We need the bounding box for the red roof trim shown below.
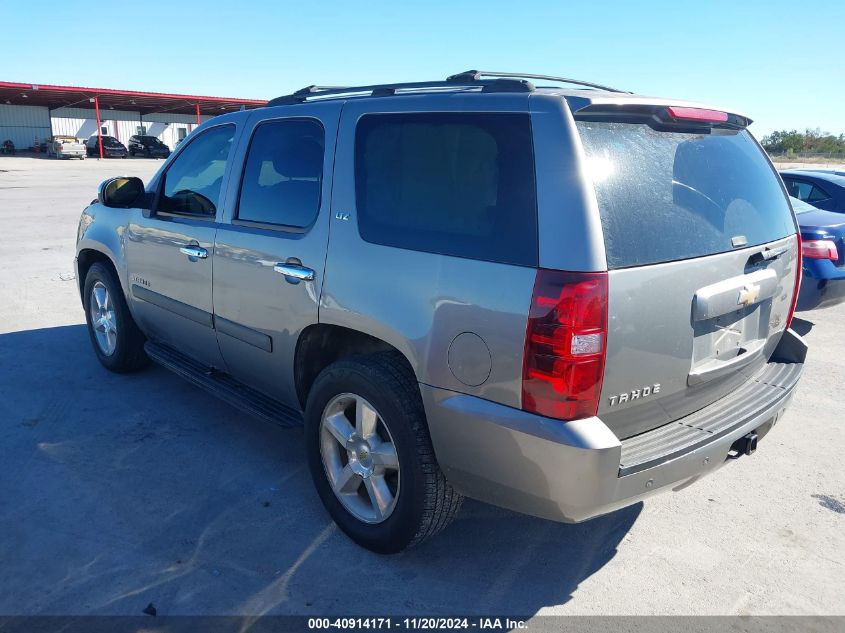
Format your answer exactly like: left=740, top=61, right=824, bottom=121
left=0, top=81, right=267, bottom=105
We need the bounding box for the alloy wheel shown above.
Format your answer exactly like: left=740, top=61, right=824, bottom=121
left=89, top=281, right=117, bottom=355
left=320, top=393, right=400, bottom=524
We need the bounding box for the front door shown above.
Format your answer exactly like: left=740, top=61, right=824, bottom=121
left=125, top=123, right=238, bottom=369
left=212, top=103, right=341, bottom=407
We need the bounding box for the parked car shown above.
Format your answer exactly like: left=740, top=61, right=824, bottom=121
left=780, top=169, right=845, bottom=213
left=86, top=136, right=128, bottom=158
left=128, top=135, right=170, bottom=158
left=791, top=195, right=845, bottom=310
left=75, top=71, right=806, bottom=553
left=47, top=135, right=85, bottom=159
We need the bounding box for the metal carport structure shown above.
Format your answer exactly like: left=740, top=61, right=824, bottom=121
left=0, top=81, right=266, bottom=158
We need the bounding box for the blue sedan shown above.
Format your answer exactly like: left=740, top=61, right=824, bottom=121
left=792, top=196, right=845, bottom=311
left=781, top=170, right=845, bottom=213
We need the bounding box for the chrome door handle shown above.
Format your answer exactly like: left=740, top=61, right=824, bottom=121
left=180, top=246, right=208, bottom=259
left=274, top=263, right=315, bottom=282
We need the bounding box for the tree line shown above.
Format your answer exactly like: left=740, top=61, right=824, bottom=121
left=761, top=128, right=845, bottom=155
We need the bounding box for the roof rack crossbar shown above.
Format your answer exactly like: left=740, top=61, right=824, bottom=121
left=291, top=85, right=349, bottom=96
left=447, top=70, right=630, bottom=94
left=267, top=78, right=534, bottom=106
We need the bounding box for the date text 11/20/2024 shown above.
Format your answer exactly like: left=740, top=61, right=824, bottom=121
left=307, top=618, right=528, bottom=630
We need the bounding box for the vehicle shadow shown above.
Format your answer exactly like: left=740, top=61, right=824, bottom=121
left=0, top=325, right=640, bottom=617
left=790, top=316, right=814, bottom=337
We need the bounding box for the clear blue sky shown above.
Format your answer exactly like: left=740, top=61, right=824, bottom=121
left=2, top=0, right=843, bottom=138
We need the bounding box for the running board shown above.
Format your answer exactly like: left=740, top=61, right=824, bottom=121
left=144, top=342, right=303, bottom=429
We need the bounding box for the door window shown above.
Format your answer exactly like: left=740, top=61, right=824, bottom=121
left=236, top=119, right=325, bottom=228
left=158, top=125, right=235, bottom=217
left=784, top=178, right=831, bottom=203
left=808, top=184, right=831, bottom=202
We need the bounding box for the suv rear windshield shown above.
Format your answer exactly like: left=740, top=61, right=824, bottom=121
left=575, top=122, right=795, bottom=269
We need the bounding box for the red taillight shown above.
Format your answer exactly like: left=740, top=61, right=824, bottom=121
left=802, top=239, right=839, bottom=261
left=786, top=233, right=803, bottom=330
left=666, top=106, right=729, bottom=123
left=522, top=270, right=608, bottom=421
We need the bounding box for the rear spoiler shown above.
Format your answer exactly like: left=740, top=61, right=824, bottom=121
left=572, top=103, right=751, bottom=132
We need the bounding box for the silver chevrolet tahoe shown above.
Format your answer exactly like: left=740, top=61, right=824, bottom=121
left=75, top=71, right=806, bottom=553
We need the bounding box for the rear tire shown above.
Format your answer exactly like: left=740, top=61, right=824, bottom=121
left=83, top=262, right=148, bottom=373
left=305, top=352, right=462, bottom=553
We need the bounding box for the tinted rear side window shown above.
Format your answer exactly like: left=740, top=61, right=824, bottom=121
left=355, top=112, right=537, bottom=266
left=575, top=122, right=795, bottom=268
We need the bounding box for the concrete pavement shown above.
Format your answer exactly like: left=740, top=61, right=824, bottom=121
left=0, top=155, right=843, bottom=617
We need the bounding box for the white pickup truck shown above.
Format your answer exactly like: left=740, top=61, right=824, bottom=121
left=47, top=135, right=85, bottom=159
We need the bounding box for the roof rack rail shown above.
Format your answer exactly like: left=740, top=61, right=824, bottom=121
left=266, top=77, right=534, bottom=106
left=447, top=70, right=630, bottom=94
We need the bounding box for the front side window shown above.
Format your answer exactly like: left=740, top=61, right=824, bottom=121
left=355, top=112, right=538, bottom=266
left=237, top=119, right=324, bottom=228
left=159, top=125, right=235, bottom=217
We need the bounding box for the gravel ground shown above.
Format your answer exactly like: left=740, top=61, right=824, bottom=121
left=0, top=155, right=843, bottom=618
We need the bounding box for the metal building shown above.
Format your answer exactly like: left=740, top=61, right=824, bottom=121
left=0, top=81, right=266, bottom=155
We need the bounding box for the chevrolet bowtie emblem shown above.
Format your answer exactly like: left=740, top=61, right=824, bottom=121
left=738, top=283, right=761, bottom=307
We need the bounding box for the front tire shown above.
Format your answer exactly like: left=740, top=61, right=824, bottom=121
left=83, top=262, right=148, bottom=373
left=305, top=353, right=462, bottom=553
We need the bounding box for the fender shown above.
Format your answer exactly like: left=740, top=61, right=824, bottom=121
left=75, top=203, right=132, bottom=299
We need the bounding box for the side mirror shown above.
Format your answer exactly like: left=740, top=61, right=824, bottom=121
left=98, top=176, right=145, bottom=208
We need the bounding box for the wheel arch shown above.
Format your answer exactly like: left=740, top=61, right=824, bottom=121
left=76, top=246, right=123, bottom=300
left=294, top=324, right=417, bottom=409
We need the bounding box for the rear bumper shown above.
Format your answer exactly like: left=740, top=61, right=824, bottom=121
left=424, top=329, right=806, bottom=523
left=797, top=259, right=845, bottom=311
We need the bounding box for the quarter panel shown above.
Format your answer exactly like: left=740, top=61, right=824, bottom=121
left=321, top=245, right=536, bottom=408
left=322, top=94, right=538, bottom=408
left=530, top=94, right=606, bottom=272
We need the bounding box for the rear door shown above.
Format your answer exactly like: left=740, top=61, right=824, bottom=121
left=572, top=109, right=799, bottom=439
left=211, top=102, right=341, bottom=407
